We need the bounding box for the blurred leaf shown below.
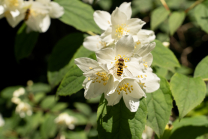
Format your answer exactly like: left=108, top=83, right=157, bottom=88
left=151, top=7, right=170, bottom=30
left=156, top=33, right=169, bottom=42
left=64, top=131, right=87, bottom=139
left=51, top=103, right=68, bottom=112
left=47, top=33, right=84, bottom=87
left=15, top=23, right=39, bottom=61
left=97, top=0, right=112, bottom=11
left=132, top=0, right=153, bottom=16
left=88, top=128, right=98, bottom=137
left=40, top=114, right=57, bottom=139
left=97, top=95, right=147, bottom=139
left=170, top=73, right=206, bottom=119
left=176, top=65, right=193, bottom=75
left=30, top=83, right=51, bottom=93
left=194, top=3, right=208, bottom=34
left=1, top=86, right=22, bottom=99
left=34, top=93, right=45, bottom=103
left=65, top=110, right=88, bottom=125
left=40, top=96, right=56, bottom=109
left=74, top=102, right=92, bottom=116
left=169, top=116, right=208, bottom=139
left=89, top=113, right=97, bottom=126
left=169, top=11, right=185, bottom=35
left=152, top=40, right=180, bottom=71
left=194, top=56, right=208, bottom=79
left=146, top=76, right=172, bottom=137
left=57, top=65, right=85, bottom=96
left=55, top=0, right=101, bottom=33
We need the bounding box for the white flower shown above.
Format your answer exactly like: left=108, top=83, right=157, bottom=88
left=162, top=42, right=170, bottom=47
left=36, top=0, right=64, bottom=18
left=15, top=101, right=33, bottom=118
left=96, top=35, right=144, bottom=78
left=24, top=0, right=64, bottom=33
left=0, top=114, right=5, bottom=127
left=106, top=77, right=145, bottom=112
left=13, top=87, right=25, bottom=97
left=83, top=35, right=114, bottom=52
left=75, top=57, right=114, bottom=99
left=142, top=125, right=153, bottom=139
left=55, top=113, right=76, bottom=130
left=94, top=2, right=145, bottom=44
left=11, top=97, right=21, bottom=104
left=0, top=0, right=25, bottom=27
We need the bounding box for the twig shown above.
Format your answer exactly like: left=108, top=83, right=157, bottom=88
left=185, top=0, right=204, bottom=14
left=203, top=78, right=208, bottom=82
left=87, top=31, right=96, bottom=36
left=160, top=0, right=170, bottom=11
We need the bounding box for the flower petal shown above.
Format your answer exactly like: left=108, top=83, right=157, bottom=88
left=74, top=57, right=100, bottom=73
left=6, top=11, right=24, bottom=28
left=0, top=5, right=5, bottom=15
left=138, top=29, right=155, bottom=42
left=111, top=7, right=127, bottom=25
left=49, top=2, right=64, bottom=18
left=126, top=18, right=145, bottom=35
left=137, top=42, right=155, bottom=57
left=83, top=35, right=102, bottom=52
left=142, top=53, right=153, bottom=66
left=96, top=48, right=115, bottom=65
left=123, top=95, right=140, bottom=112
left=143, top=73, right=160, bottom=93
left=93, top=10, right=111, bottom=30
left=100, top=27, right=114, bottom=45
left=118, top=2, right=132, bottom=19
left=39, top=15, right=50, bottom=32
left=125, top=57, right=143, bottom=77
left=116, top=35, right=134, bottom=56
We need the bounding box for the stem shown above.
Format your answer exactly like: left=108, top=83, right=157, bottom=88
left=185, top=0, right=204, bottom=14
left=87, top=31, right=96, bottom=36
left=160, top=0, right=170, bottom=11
left=203, top=78, right=208, bottom=82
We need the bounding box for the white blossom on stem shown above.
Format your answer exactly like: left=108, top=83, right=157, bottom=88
left=55, top=113, right=76, bottom=130
left=0, top=114, right=5, bottom=127
left=75, top=57, right=114, bottom=99
left=15, top=101, right=33, bottom=118
left=94, top=2, right=145, bottom=44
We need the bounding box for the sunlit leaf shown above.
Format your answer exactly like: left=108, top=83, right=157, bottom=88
left=170, top=73, right=206, bottom=119
left=55, top=0, right=101, bottom=33
left=146, top=76, right=172, bottom=137
left=151, top=7, right=170, bottom=30
left=194, top=56, right=208, bottom=79
left=152, top=40, right=180, bottom=71
left=97, top=95, right=147, bottom=139
left=169, top=11, right=185, bottom=35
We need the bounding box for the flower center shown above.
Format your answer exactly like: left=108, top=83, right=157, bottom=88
left=116, top=83, right=133, bottom=95
left=115, top=24, right=130, bottom=38
left=89, top=72, right=109, bottom=86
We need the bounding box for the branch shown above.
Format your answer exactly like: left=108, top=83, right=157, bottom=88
left=160, top=0, right=170, bottom=11
left=203, top=78, right=208, bottom=82
left=185, top=0, right=204, bottom=14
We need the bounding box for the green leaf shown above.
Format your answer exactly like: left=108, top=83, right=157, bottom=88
left=97, top=95, right=147, bottom=139
left=40, top=96, right=56, bottom=109
left=176, top=65, right=193, bottom=75
left=169, top=116, right=208, bottom=139
left=169, top=11, right=185, bottom=35
left=65, top=110, right=88, bottom=125
left=64, top=131, right=87, bottom=139
left=55, top=0, right=101, bottom=33
left=40, top=114, right=57, bottom=139
left=146, top=76, right=172, bottom=137
left=74, top=102, right=92, bottom=116
left=57, top=65, right=85, bottom=96
left=30, top=83, right=51, bottom=93
left=170, top=73, right=206, bottom=119
left=151, top=7, right=170, bottom=30
left=15, top=23, right=39, bottom=61
left=51, top=103, right=68, bottom=112
left=34, top=93, right=45, bottom=103
left=47, top=33, right=84, bottom=87
left=1, top=86, right=22, bottom=99
left=152, top=40, right=180, bottom=71
left=194, top=56, right=208, bottom=79
left=154, top=66, right=168, bottom=78
left=194, top=3, right=208, bottom=34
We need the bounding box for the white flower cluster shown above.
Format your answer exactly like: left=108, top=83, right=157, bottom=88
left=76, top=2, right=160, bottom=112
left=54, top=113, right=76, bottom=130
left=0, top=0, right=64, bottom=32
left=11, top=87, right=33, bottom=118
left=0, top=114, right=5, bottom=127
